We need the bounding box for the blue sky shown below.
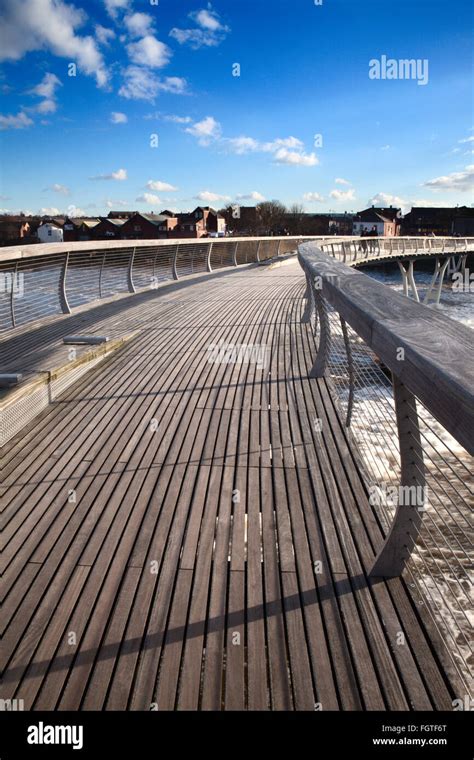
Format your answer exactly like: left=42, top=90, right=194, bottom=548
left=0, top=0, right=473, bottom=216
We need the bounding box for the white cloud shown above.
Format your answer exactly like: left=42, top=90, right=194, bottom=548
left=126, top=35, right=171, bottom=68
left=159, top=77, right=187, bottom=94
left=273, top=148, right=318, bottom=166
left=39, top=206, right=61, bottom=215
left=181, top=116, right=317, bottom=168
left=119, top=67, right=186, bottom=101
left=381, top=144, right=391, bottom=151
left=90, top=168, right=127, bottom=181
left=29, top=72, right=61, bottom=99
left=36, top=99, right=57, bottom=114
left=110, top=111, right=128, bottom=124
left=224, top=136, right=260, bottom=154
left=146, top=180, right=178, bottom=192
left=334, top=177, right=351, bottom=186
left=329, top=189, right=356, bottom=201
left=303, top=192, right=325, bottom=202
left=164, top=113, right=192, bottom=123
left=144, top=111, right=192, bottom=122
left=186, top=115, right=222, bottom=145
left=50, top=183, right=70, bottom=195
left=368, top=192, right=406, bottom=209
left=195, top=9, right=222, bottom=31
left=223, top=134, right=316, bottom=167
left=136, top=193, right=161, bottom=205
left=124, top=13, right=154, bottom=38
left=1, top=207, right=34, bottom=215
left=459, top=135, right=474, bottom=144
left=28, top=72, right=62, bottom=114
left=0, top=0, right=108, bottom=88
left=236, top=191, right=266, bottom=201
left=104, top=0, right=128, bottom=19
left=0, top=111, right=33, bottom=130
left=262, top=136, right=304, bottom=152
left=65, top=204, right=88, bottom=217
left=170, top=7, right=230, bottom=49
left=95, top=25, right=115, bottom=46
left=105, top=198, right=130, bottom=209
left=423, top=164, right=474, bottom=192
left=195, top=190, right=231, bottom=202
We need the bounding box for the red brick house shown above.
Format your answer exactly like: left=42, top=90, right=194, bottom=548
left=92, top=217, right=126, bottom=240
left=0, top=216, right=32, bottom=245
left=171, top=207, right=226, bottom=238
left=63, top=217, right=100, bottom=242
left=120, top=213, right=178, bottom=240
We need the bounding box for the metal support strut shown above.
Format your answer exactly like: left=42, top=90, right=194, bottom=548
left=369, top=376, right=426, bottom=577
left=309, top=288, right=330, bottom=378
left=423, top=256, right=449, bottom=306
left=340, top=316, right=355, bottom=427
left=59, top=251, right=72, bottom=314
left=398, top=259, right=419, bottom=302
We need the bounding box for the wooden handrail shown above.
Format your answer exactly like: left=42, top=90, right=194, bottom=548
left=298, top=242, right=474, bottom=455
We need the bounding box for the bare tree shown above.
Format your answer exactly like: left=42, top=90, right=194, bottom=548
left=256, top=200, right=287, bottom=235
left=287, top=203, right=305, bottom=234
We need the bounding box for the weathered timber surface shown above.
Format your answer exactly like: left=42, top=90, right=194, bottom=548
left=0, top=261, right=462, bottom=710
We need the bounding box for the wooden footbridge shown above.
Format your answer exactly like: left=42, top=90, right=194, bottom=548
left=1, top=236, right=472, bottom=711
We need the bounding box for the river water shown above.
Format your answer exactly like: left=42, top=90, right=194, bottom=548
left=363, top=262, right=474, bottom=327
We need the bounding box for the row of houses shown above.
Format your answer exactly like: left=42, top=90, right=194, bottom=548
left=0, top=207, right=226, bottom=246
left=45, top=207, right=226, bottom=243
left=222, top=205, right=474, bottom=238
left=1, top=205, right=473, bottom=246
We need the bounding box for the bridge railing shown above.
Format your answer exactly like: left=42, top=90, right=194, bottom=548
left=0, top=236, right=322, bottom=332
left=298, top=241, right=473, bottom=688
left=2, top=235, right=472, bottom=332
left=320, top=235, right=473, bottom=265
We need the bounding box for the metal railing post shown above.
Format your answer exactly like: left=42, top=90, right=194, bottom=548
left=309, top=290, right=330, bottom=378
left=369, top=375, right=425, bottom=577
left=172, top=244, right=179, bottom=280
left=233, top=242, right=239, bottom=267
left=99, top=250, right=106, bottom=298
left=301, top=270, right=314, bottom=323
left=207, top=242, right=213, bottom=273
left=59, top=251, right=72, bottom=314
left=127, top=247, right=137, bottom=293
left=256, top=240, right=261, bottom=262
left=10, top=261, right=18, bottom=327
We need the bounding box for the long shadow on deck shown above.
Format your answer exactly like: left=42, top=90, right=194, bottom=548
left=3, top=575, right=378, bottom=684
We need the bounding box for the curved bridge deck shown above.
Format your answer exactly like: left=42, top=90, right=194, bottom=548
left=1, top=260, right=459, bottom=710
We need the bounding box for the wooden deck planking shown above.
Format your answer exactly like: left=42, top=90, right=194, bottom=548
left=0, top=261, right=461, bottom=711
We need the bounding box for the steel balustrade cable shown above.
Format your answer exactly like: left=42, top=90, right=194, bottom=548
left=325, top=316, right=472, bottom=559
left=314, top=305, right=473, bottom=660
left=309, top=281, right=473, bottom=682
